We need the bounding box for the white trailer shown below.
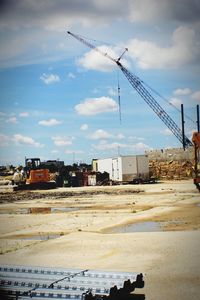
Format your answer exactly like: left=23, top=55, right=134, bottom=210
left=97, top=155, right=149, bottom=182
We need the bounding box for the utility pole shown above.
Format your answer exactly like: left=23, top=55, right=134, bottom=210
left=197, top=104, right=200, bottom=133
left=181, top=104, right=186, bottom=150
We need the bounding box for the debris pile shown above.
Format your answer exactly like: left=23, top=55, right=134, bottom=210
left=149, top=160, right=193, bottom=180
left=146, top=147, right=194, bottom=180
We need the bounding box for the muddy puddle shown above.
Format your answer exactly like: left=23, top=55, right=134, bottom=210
left=0, top=207, right=80, bottom=214
left=108, top=221, right=162, bottom=233
left=106, top=220, right=184, bottom=233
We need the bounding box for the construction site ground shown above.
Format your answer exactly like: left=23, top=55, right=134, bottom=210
left=0, top=179, right=200, bottom=299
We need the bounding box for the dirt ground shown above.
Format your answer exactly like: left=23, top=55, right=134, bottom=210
left=0, top=180, right=200, bottom=299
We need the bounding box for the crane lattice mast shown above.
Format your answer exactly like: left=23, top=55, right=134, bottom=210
left=67, top=31, right=193, bottom=148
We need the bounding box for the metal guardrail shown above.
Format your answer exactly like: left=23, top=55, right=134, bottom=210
left=0, top=265, right=145, bottom=299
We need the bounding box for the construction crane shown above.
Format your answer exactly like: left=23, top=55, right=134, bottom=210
left=67, top=31, right=193, bottom=148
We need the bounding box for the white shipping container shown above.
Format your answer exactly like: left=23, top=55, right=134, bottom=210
left=97, top=158, right=113, bottom=177
left=97, top=155, right=149, bottom=182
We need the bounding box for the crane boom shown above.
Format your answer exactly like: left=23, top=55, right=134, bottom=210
left=67, top=31, right=116, bottom=63
left=117, top=62, right=192, bottom=147
left=67, top=31, right=193, bottom=147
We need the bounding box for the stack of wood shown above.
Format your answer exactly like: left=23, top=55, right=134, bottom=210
left=149, top=160, right=194, bottom=180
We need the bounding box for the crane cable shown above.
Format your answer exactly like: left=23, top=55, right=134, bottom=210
left=74, top=33, right=126, bottom=50
left=117, top=70, right=122, bottom=124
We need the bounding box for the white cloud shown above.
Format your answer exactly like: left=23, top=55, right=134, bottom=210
left=89, top=129, right=113, bottom=140
left=1, top=133, right=44, bottom=148
left=117, top=133, right=125, bottom=140
left=75, top=96, right=118, bottom=116
left=129, top=0, right=200, bottom=23
left=80, top=124, right=88, bottom=131
left=169, top=97, right=183, bottom=107
left=191, top=90, right=200, bottom=101
left=0, top=1, right=199, bottom=69
left=65, top=150, right=84, bottom=154
left=77, top=46, right=118, bottom=72
left=52, top=136, right=74, bottom=146
left=19, top=112, right=29, bottom=117
left=129, top=142, right=152, bottom=152
left=51, top=150, right=59, bottom=154
left=128, top=136, right=145, bottom=141
left=40, top=73, right=60, bottom=84
left=0, top=134, right=10, bottom=147
left=93, top=140, right=151, bottom=153
left=89, top=131, right=125, bottom=140
left=78, top=44, right=131, bottom=72
left=127, top=26, right=199, bottom=69
left=163, top=128, right=173, bottom=136
left=173, top=88, right=192, bottom=96
left=93, top=141, right=126, bottom=151
left=6, top=116, right=18, bottom=124
left=1, top=1, right=199, bottom=33
left=13, top=134, right=43, bottom=147
left=68, top=72, right=76, bottom=79
left=108, top=87, right=118, bottom=97
left=39, top=118, right=62, bottom=126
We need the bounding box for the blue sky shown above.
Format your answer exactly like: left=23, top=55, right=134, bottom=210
left=0, top=0, right=200, bottom=166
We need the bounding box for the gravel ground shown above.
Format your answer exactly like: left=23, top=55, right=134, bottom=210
left=0, top=179, right=200, bottom=299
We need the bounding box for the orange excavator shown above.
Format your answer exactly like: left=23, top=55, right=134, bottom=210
left=13, top=158, right=56, bottom=190
left=192, top=132, right=200, bottom=191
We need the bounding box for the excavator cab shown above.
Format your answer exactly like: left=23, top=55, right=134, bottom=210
left=192, top=132, right=200, bottom=191
left=25, top=158, right=41, bottom=171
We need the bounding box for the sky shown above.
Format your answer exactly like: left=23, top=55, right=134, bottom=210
left=0, top=0, right=200, bottom=166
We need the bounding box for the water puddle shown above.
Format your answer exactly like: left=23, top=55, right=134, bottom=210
left=108, top=221, right=162, bottom=233
left=51, top=207, right=79, bottom=213
left=0, top=207, right=80, bottom=214
left=107, top=220, right=184, bottom=233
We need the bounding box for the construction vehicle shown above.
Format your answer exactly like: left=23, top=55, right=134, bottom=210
left=67, top=31, right=192, bottom=148
left=192, top=132, right=200, bottom=191
left=13, top=158, right=56, bottom=190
